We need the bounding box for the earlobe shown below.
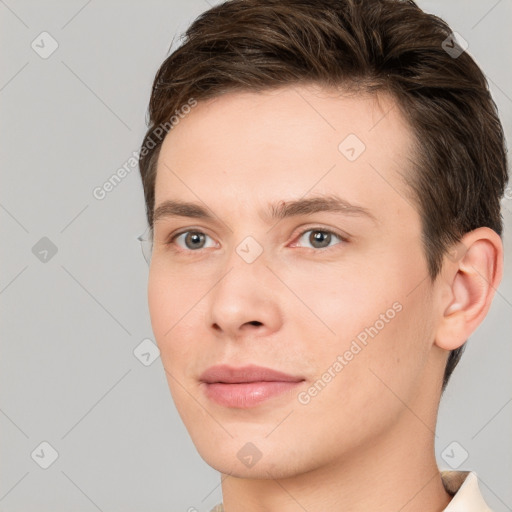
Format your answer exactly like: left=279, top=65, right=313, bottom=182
left=434, top=227, right=503, bottom=351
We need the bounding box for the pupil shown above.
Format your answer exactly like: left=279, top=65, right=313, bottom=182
left=311, top=231, right=330, bottom=248
left=187, top=232, right=204, bottom=249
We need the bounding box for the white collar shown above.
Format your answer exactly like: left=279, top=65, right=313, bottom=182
left=442, top=471, right=493, bottom=511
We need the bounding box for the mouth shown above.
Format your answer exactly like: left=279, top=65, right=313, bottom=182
left=199, top=364, right=305, bottom=408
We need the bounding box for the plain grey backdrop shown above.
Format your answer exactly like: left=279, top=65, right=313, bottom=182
left=1, top=0, right=511, bottom=510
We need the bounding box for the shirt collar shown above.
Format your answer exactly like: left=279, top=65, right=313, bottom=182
left=442, top=471, right=493, bottom=511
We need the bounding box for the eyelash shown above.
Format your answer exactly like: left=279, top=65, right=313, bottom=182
left=165, top=227, right=348, bottom=254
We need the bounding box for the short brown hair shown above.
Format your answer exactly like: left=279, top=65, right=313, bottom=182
left=138, top=0, right=508, bottom=391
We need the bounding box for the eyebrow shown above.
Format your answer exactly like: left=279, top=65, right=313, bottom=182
left=153, top=194, right=377, bottom=224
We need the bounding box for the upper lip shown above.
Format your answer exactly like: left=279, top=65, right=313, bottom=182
left=199, top=364, right=304, bottom=384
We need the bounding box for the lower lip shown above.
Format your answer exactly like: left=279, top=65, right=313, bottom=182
left=202, top=381, right=303, bottom=408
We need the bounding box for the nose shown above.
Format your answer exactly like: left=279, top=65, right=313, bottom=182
left=206, top=247, right=283, bottom=341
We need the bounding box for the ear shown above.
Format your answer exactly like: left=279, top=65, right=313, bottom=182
left=434, top=227, right=503, bottom=351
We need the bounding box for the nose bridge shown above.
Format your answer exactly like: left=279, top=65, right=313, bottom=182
left=214, top=231, right=269, bottom=306
left=206, top=232, right=282, bottom=336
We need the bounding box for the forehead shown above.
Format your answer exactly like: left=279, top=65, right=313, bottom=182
left=154, top=84, right=418, bottom=225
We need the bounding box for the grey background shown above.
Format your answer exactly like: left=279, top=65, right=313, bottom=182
left=0, top=0, right=511, bottom=511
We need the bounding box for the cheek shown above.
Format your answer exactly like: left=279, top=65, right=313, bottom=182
left=147, top=268, right=171, bottom=342
left=147, top=261, right=202, bottom=336
left=288, top=257, right=433, bottom=382
left=147, top=266, right=197, bottom=365
left=147, top=272, right=203, bottom=418
left=283, top=262, right=396, bottom=347
left=293, top=295, right=433, bottom=447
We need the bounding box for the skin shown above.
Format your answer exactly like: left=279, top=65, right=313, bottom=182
left=147, top=84, right=502, bottom=512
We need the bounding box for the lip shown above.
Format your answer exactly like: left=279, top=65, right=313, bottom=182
left=199, top=364, right=305, bottom=408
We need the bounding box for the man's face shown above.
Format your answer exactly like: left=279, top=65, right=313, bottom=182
left=148, top=85, right=444, bottom=478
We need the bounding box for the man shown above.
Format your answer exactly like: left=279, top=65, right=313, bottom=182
left=137, top=1, right=508, bottom=510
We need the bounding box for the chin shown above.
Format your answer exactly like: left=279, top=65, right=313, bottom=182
left=201, top=453, right=299, bottom=479
left=191, top=435, right=313, bottom=480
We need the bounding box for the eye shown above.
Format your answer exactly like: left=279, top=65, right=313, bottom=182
left=171, top=230, right=217, bottom=251
left=293, top=228, right=346, bottom=250
left=166, top=227, right=347, bottom=254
